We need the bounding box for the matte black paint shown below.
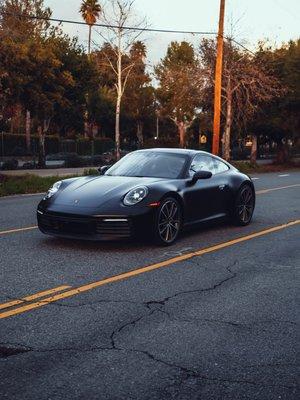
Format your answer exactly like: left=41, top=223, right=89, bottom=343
left=37, top=149, right=254, bottom=241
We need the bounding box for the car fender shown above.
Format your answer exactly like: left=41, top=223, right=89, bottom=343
left=228, top=172, right=255, bottom=207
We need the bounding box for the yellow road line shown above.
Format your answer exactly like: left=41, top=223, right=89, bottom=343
left=1, top=219, right=299, bottom=320
left=0, top=285, right=72, bottom=310
left=256, top=184, right=300, bottom=195
left=0, top=226, right=38, bottom=236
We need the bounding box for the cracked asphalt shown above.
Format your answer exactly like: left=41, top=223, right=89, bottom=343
left=0, top=171, right=299, bottom=400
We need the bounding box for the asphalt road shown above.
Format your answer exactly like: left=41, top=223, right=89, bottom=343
left=0, top=171, right=299, bottom=400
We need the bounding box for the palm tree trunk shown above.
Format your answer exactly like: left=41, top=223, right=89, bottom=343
left=88, top=25, right=92, bottom=57
left=86, top=25, right=93, bottom=139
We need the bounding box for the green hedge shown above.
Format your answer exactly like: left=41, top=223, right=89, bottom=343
left=0, top=133, right=114, bottom=157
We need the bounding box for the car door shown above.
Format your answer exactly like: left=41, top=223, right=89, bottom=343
left=184, top=154, right=221, bottom=223
left=211, top=157, right=231, bottom=214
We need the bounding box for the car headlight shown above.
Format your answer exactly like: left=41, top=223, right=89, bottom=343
left=123, top=186, right=148, bottom=206
left=45, top=181, right=62, bottom=199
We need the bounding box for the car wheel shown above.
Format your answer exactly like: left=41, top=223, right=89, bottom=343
left=153, top=197, right=182, bottom=245
left=231, top=184, right=255, bottom=226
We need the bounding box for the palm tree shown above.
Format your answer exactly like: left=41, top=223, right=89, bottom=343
left=80, top=0, right=102, bottom=56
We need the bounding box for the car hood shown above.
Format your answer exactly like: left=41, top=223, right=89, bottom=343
left=53, top=175, right=166, bottom=208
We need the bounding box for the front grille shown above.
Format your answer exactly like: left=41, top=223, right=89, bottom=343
left=96, top=219, right=132, bottom=237
left=39, top=214, right=95, bottom=235
left=39, top=212, right=132, bottom=238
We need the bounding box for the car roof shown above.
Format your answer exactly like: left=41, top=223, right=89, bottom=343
left=136, top=148, right=210, bottom=157
left=135, top=148, right=235, bottom=170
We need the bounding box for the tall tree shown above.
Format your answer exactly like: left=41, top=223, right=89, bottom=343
left=251, top=40, right=300, bottom=163
left=79, top=0, right=101, bottom=57
left=155, top=41, right=203, bottom=148
left=0, top=0, right=52, bottom=148
left=0, top=0, right=100, bottom=162
left=47, top=33, right=99, bottom=136
left=93, top=0, right=147, bottom=159
left=199, top=38, right=282, bottom=160
left=123, top=41, right=155, bottom=147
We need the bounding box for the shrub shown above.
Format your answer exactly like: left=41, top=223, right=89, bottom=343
left=83, top=168, right=99, bottom=176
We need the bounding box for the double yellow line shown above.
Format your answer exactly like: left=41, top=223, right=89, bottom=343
left=0, top=219, right=299, bottom=320
left=0, top=286, right=71, bottom=311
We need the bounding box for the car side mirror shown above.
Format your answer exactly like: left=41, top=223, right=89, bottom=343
left=98, top=165, right=109, bottom=175
left=189, top=170, right=212, bottom=185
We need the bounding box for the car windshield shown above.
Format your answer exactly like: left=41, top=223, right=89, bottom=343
left=105, top=151, right=188, bottom=179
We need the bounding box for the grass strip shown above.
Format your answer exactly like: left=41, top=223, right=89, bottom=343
left=0, top=174, right=78, bottom=197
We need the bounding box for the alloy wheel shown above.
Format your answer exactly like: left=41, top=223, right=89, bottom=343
left=158, top=199, right=181, bottom=244
left=236, top=186, right=254, bottom=224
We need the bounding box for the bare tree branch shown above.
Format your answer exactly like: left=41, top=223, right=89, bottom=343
left=92, top=0, right=147, bottom=160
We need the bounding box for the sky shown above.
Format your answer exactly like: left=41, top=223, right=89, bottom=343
left=45, top=0, right=300, bottom=64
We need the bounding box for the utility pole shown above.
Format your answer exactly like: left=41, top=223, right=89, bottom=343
left=212, top=0, right=225, bottom=155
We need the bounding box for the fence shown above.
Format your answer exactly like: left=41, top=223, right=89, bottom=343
left=0, top=133, right=114, bottom=158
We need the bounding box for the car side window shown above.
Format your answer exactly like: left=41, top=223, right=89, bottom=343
left=189, top=155, right=215, bottom=177
left=213, top=159, right=229, bottom=174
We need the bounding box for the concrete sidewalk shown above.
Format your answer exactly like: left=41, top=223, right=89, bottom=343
left=0, top=167, right=89, bottom=177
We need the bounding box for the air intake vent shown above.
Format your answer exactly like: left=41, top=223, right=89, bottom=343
left=96, top=219, right=132, bottom=237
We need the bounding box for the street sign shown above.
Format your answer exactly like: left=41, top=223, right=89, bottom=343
left=200, top=134, right=207, bottom=144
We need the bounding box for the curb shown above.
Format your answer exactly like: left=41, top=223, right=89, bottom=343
left=0, top=192, right=45, bottom=200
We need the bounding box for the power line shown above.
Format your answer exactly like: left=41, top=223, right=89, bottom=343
left=229, top=38, right=255, bottom=56
left=1, top=11, right=255, bottom=55
left=1, top=11, right=217, bottom=36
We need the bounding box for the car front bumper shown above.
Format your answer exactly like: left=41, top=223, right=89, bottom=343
left=37, top=208, right=155, bottom=241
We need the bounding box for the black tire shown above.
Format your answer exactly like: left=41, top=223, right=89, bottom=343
left=231, top=184, right=255, bottom=226
left=153, top=197, right=182, bottom=245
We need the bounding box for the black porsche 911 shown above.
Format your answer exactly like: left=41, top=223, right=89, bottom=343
left=37, top=148, right=255, bottom=245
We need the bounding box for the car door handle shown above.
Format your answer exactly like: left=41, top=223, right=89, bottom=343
left=219, top=184, right=226, bottom=190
